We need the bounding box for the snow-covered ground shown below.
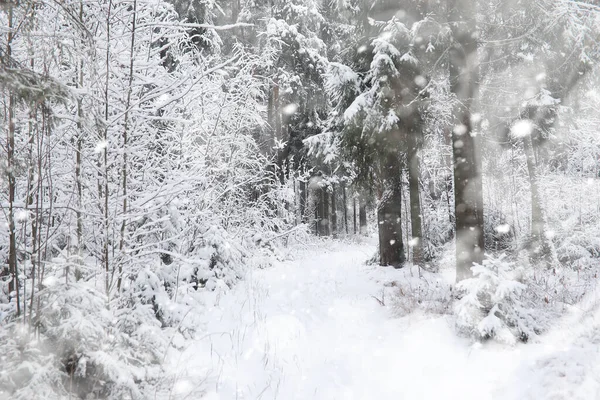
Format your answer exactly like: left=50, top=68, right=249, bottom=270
left=167, top=240, right=600, bottom=400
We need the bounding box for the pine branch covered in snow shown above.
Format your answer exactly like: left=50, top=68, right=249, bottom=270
left=454, top=254, right=540, bottom=344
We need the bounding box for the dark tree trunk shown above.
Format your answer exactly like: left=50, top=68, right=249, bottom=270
left=314, top=185, right=330, bottom=236
left=314, top=186, right=322, bottom=235
left=353, top=197, right=358, bottom=234
left=449, top=0, right=484, bottom=281
left=299, top=179, right=307, bottom=223
left=342, top=183, right=349, bottom=234
left=273, top=83, right=287, bottom=186
left=378, top=153, right=405, bottom=267
left=331, top=183, right=337, bottom=236
left=407, top=131, right=423, bottom=264
left=443, top=127, right=455, bottom=227
left=359, top=201, right=367, bottom=235
left=6, top=4, right=20, bottom=316
left=323, top=186, right=330, bottom=236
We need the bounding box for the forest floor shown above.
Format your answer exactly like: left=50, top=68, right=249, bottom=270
left=166, top=239, right=600, bottom=400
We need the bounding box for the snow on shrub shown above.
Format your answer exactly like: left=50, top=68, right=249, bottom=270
left=454, top=254, right=539, bottom=344
left=0, top=279, right=165, bottom=399
left=556, top=231, right=600, bottom=270
left=387, top=264, right=453, bottom=316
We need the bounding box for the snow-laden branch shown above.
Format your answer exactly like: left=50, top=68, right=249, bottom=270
left=563, top=0, right=600, bottom=12
left=106, top=53, right=241, bottom=126
left=136, top=22, right=254, bottom=31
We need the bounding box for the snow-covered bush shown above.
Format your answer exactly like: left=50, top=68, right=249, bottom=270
left=384, top=264, right=453, bottom=316
left=555, top=230, right=600, bottom=270
left=454, top=254, right=539, bottom=344
left=0, top=278, right=165, bottom=399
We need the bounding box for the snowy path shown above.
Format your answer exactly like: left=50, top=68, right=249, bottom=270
left=169, top=241, right=600, bottom=400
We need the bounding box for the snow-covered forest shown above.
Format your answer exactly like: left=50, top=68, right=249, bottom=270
left=1, top=0, right=600, bottom=398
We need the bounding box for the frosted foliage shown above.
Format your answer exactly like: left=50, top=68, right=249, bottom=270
left=0, top=281, right=165, bottom=399
left=455, top=255, right=539, bottom=344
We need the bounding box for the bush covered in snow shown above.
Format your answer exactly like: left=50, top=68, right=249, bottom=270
left=388, top=268, right=453, bottom=317
left=454, top=254, right=541, bottom=344
left=0, top=280, right=165, bottom=399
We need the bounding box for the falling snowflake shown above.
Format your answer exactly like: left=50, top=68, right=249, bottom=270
left=283, top=103, right=298, bottom=115
left=495, top=224, right=511, bottom=234
left=510, top=119, right=534, bottom=138
left=95, top=140, right=108, bottom=153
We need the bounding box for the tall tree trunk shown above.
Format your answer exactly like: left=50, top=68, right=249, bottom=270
left=331, top=183, right=337, bottom=237
left=407, top=131, right=423, bottom=264
left=314, top=185, right=329, bottom=236
left=342, top=182, right=349, bottom=234
left=75, top=74, right=83, bottom=269
left=523, top=136, right=554, bottom=265
left=322, top=185, right=330, bottom=236
left=27, top=102, right=38, bottom=324
left=353, top=197, right=358, bottom=234
left=273, top=82, right=286, bottom=185
left=443, top=126, right=455, bottom=227
left=74, top=0, right=85, bottom=279
left=102, top=0, right=113, bottom=296
left=299, top=179, right=307, bottom=223
left=378, top=153, right=405, bottom=267
left=117, top=0, right=137, bottom=293
left=6, top=2, right=20, bottom=316
left=359, top=200, right=367, bottom=234
left=449, top=0, right=484, bottom=281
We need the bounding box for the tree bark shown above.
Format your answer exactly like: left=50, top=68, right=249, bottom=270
left=117, top=0, right=137, bottom=293
left=331, top=183, right=337, bottom=236
left=322, top=185, right=330, bottom=236
left=6, top=2, right=20, bottom=316
left=353, top=197, right=358, bottom=234
left=299, top=179, right=307, bottom=223
left=523, top=135, right=554, bottom=265
left=75, top=61, right=84, bottom=271
left=407, top=131, right=423, bottom=264
left=378, top=153, right=405, bottom=267
left=342, top=182, right=349, bottom=234
left=27, top=102, right=38, bottom=323
left=359, top=200, right=367, bottom=234
left=449, top=0, right=484, bottom=281
left=102, top=0, right=113, bottom=296
left=314, top=184, right=330, bottom=236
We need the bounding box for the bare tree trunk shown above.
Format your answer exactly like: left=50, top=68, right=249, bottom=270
left=273, top=82, right=286, bottom=186
left=449, top=0, right=484, bottom=281
left=26, top=44, right=39, bottom=322
left=407, top=131, right=423, bottom=264
left=378, top=153, right=405, bottom=267
left=359, top=200, right=367, bottom=234
left=299, top=179, right=307, bottom=223
left=117, top=0, right=137, bottom=293
left=322, top=185, right=330, bottom=236
left=314, top=185, right=324, bottom=235
left=342, top=182, right=348, bottom=234
left=331, top=183, right=337, bottom=237
left=353, top=197, right=357, bottom=234
left=27, top=103, right=37, bottom=325
left=102, top=0, right=113, bottom=296
left=314, top=184, right=330, bottom=236
left=443, top=126, right=454, bottom=227
left=523, top=136, right=554, bottom=265
left=6, top=3, right=21, bottom=316
left=75, top=0, right=85, bottom=279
